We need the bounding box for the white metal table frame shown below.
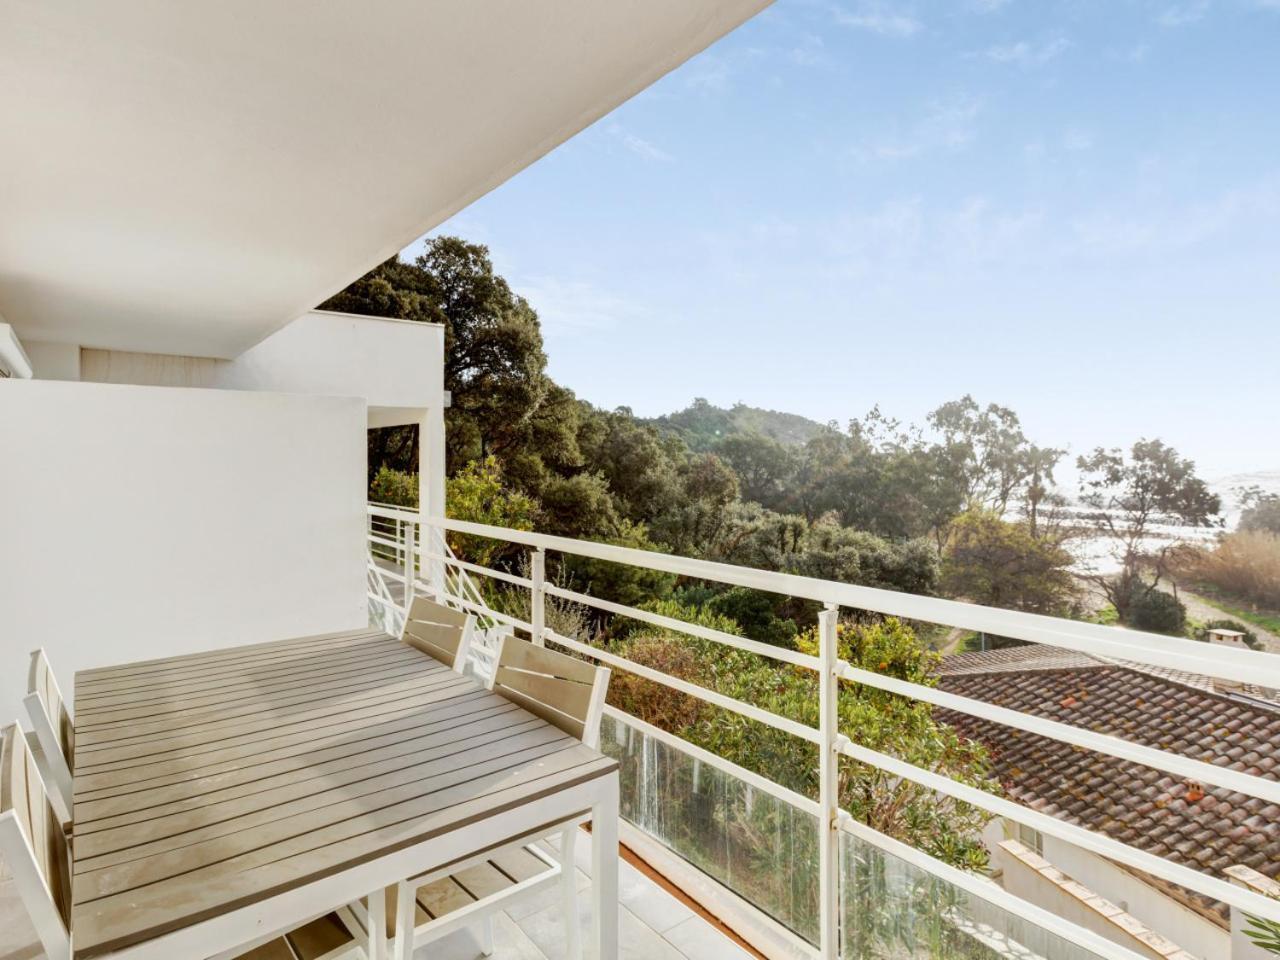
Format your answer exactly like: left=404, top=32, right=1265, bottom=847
left=83, top=773, right=619, bottom=960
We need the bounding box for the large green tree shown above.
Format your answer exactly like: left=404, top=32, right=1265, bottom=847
left=1077, top=439, right=1221, bottom=623
left=321, top=239, right=579, bottom=478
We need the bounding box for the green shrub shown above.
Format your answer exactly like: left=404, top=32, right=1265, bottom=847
left=1126, top=587, right=1186, bottom=636
left=1194, top=618, right=1263, bottom=651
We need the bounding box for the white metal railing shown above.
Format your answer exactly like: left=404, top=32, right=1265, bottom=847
left=364, top=504, right=1280, bottom=958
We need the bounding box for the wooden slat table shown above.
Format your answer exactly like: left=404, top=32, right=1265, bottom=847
left=69, top=628, right=620, bottom=960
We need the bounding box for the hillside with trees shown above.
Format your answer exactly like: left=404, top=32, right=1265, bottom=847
left=326, top=237, right=1245, bottom=884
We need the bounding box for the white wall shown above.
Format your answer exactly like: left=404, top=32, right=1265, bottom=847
left=989, top=821, right=1226, bottom=960
left=20, top=339, right=79, bottom=381
left=0, top=378, right=367, bottom=725
left=217, top=311, right=444, bottom=419
left=69, top=311, right=443, bottom=427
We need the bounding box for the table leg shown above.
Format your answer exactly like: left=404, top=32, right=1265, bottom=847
left=368, top=886, right=386, bottom=960
left=590, top=772, right=620, bottom=960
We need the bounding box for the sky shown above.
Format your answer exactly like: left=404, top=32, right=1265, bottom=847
left=407, top=0, right=1280, bottom=482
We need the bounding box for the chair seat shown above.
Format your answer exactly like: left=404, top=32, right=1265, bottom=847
left=379, top=844, right=559, bottom=933
left=236, top=912, right=358, bottom=960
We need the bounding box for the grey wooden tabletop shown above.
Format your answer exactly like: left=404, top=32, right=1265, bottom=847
left=69, top=628, right=616, bottom=959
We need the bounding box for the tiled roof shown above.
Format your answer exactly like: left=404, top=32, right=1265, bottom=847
left=937, top=649, right=1280, bottom=926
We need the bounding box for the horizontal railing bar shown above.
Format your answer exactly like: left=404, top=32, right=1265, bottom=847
left=424, top=552, right=533, bottom=589
left=836, top=739, right=1280, bottom=925
left=367, top=503, right=419, bottom=521
left=437, top=592, right=531, bottom=632
left=603, top=706, right=821, bottom=817
left=840, top=664, right=1280, bottom=805
left=547, top=630, right=822, bottom=745
left=837, top=818, right=1150, bottom=960
left=367, top=533, right=405, bottom=550
left=544, top=584, right=819, bottom=671
left=432, top=517, right=1280, bottom=688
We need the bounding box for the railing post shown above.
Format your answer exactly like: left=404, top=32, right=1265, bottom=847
left=531, top=547, right=546, bottom=646
left=818, top=603, right=841, bottom=959
left=403, top=521, right=415, bottom=610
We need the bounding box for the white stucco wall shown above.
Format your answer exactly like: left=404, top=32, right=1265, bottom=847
left=989, top=821, right=1227, bottom=960
left=216, top=311, right=444, bottom=418
left=0, top=378, right=367, bottom=725
left=20, top=339, right=80, bottom=380
left=64, top=311, right=442, bottom=428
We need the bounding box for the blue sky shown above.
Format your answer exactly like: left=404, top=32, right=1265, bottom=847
left=411, top=0, right=1280, bottom=481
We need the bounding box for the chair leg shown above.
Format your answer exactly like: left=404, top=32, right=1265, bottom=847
left=393, top=881, right=416, bottom=960
left=561, top=826, right=581, bottom=960
left=479, top=915, right=495, bottom=957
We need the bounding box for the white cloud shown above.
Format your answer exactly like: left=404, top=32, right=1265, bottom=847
left=606, top=124, right=674, bottom=163
left=969, top=0, right=1013, bottom=11
left=832, top=1, right=921, bottom=37
left=853, top=97, right=982, bottom=161
left=978, top=36, right=1070, bottom=66
left=1157, top=0, right=1210, bottom=26
left=513, top=276, right=645, bottom=334
left=1063, top=129, right=1094, bottom=152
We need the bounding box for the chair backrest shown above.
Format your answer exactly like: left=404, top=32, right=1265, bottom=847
left=0, top=722, right=72, bottom=960
left=25, top=649, right=74, bottom=827
left=488, top=638, right=611, bottom=748
left=401, top=596, right=475, bottom=672
left=27, top=649, right=73, bottom=765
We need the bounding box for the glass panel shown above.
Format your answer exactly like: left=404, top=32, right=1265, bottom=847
left=840, top=830, right=1113, bottom=960
left=599, top=713, right=821, bottom=943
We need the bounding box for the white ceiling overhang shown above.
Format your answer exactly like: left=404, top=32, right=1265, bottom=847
left=0, top=0, right=769, bottom=357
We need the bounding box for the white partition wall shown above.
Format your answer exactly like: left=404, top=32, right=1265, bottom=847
left=0, top=378, right=367, bottom=723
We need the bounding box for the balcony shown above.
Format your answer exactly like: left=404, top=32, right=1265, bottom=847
left=366, top=504, right=1280, bottom=960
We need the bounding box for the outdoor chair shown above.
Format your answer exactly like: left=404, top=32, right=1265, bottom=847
left=381, top=635, right=611, bottom=960
left=24, top=649, right=74, bottom=827
left=0, top=721, right=368, bottom=960
left=399, top=595, right=477, bottom=672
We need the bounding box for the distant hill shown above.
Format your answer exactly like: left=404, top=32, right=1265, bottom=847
left=648, top=398, right=834, bottom=451
left=1209, top=470, right=1280, bottom=528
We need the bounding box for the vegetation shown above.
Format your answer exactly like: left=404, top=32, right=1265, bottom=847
left=1239, top=487, right=1280, bottom=536
left=332, top=238, right=1243, bottom=902
left=1174, top=530, right=1280, bottom=613
left=604, top=606, right=996, bottom=866
left=1076, top=439, right=1221, bottom=623
left=1193, top=618, right=1262, bottom=651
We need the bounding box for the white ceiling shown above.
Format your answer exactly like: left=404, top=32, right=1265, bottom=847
left=0, top=0, right=769, bottom=358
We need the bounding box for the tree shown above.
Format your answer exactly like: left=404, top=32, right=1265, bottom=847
left=928, top=396, right=1063, bottom=517
left=444, top=456, right=538, bottom=567
left=321, top=239, right=579, bottom=479
left=1239, top=487, right=1280, bottom=535
left=715, top=432, right=794, bottom=508
left=609, top=613, right=997, bottom=869
left=942, top=511, right=1078, bottom=616
left=1076, top=440, right=1221, bottom=624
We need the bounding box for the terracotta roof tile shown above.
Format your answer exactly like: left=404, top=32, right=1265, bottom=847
left=937, top=652, right=1280, bottom=926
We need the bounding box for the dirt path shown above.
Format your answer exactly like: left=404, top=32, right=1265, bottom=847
left=1173, top=586, right=1280, bottom=653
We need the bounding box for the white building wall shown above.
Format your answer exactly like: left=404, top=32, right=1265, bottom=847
left=20, top=339, right=80, bottom=380
left=988, top=821, right=1227, bottom=960
left=0, top=378, right=367, bottom=725
left=1038, top=836, right=1225, bottom=960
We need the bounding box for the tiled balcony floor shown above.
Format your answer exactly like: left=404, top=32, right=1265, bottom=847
left=0, top=832, right=759, bottom=960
